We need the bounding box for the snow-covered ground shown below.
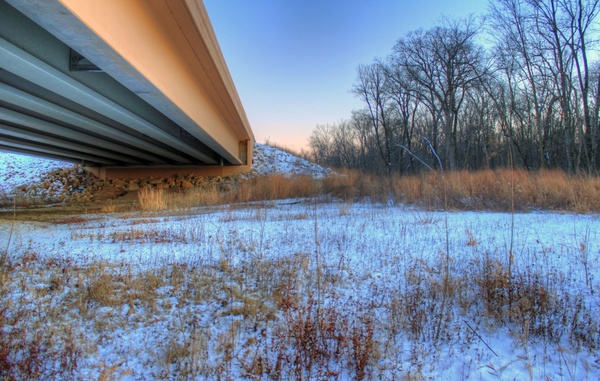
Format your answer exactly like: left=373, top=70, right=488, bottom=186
left=1, top=201, right=599, bottom=379
left=0, top=148, right=599, bottom=380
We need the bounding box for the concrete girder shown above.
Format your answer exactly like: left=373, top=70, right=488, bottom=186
left=0, top=83, right=192, bottom=163
left=0, top=123, right=144, bottom=164
left=0, top=137, right=118, bottom=165
left=0, top=36, right=219, bottom=165
left=0, top=108, right=158, bottom=163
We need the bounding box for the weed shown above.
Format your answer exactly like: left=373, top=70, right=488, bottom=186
left=137, top=186, right=167, bottom=212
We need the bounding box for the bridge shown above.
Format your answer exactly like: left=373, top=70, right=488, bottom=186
left=0, top=0, right=254, bottom=179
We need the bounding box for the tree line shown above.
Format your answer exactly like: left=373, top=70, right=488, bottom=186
left=309, top=0, right=600, bottom=174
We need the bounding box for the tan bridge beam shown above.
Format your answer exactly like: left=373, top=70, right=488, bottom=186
left=1, top=0, right=254, bottom=177
left=5, top=0, right=253, bottom=167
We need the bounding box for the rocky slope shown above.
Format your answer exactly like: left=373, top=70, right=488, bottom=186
left=0, top=143, right=330, bottom=205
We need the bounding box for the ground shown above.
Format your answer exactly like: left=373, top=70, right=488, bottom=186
left=0, top=147, right=599, bottom=380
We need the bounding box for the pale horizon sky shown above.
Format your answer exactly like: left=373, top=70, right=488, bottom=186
left=203, top=1, right=489, bottom=151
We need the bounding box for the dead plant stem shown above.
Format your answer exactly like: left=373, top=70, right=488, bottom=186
left=435, top=169, right=449, bottom=343
left=313, top=196, right=322, bottom=339
left=464, top=320, right=498, bottom=357
left=508, top=140, right=515, bottom=318
left=2, top=199, right=16, bottom=266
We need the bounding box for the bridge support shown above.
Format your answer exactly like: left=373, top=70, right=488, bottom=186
left=86, top=164, right=251, bottom=181
left=86, top=141, right=253, bottom=180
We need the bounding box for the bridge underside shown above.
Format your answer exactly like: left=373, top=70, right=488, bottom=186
left=0, top=0, right=253, bottom=179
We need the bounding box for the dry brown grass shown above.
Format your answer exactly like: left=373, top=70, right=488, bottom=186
left=135, top=175, right=321, bottom=212
left=117, top=167, right=600, bottom=214
left=137, top=186, right=168, bottom=212
left=322, top=168, right=600, bottom=212
left=233, top=175, right=319, bottom=202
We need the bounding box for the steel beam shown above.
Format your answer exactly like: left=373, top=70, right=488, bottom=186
left=0, top=145, right=80, bottom=163
left=0, top=37, right=218, bottom=164
left=0, top=137, right=118, bottom=165
left=0, top=83, right=192, bottom=163
left=0, top=123, right=143, bottom=164
left=0, top=108, right=158, bottom=163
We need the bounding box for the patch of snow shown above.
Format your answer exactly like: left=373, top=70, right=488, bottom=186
left=249, top=143, right=332, bottom=178
left=0, top=153, right=74, bottom=198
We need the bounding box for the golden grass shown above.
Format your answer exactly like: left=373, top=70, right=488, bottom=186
left=134, top=175, right=321, bottom=213
left=323, top=168, right=600, bottom=212
left=137, top=186, right=167, bottom=212
left=132, top=169, right=600, bottom=213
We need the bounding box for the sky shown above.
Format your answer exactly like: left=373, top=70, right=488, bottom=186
left=203, top=1, right=490, bottom=151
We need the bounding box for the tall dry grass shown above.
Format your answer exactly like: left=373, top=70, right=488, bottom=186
left=325, top=168, right=600, bottom=212
left=134, top=168, right=600, bottom=213
left=136, top=175, right=321, bottom=212
left=137, top=186, right=168, bottom=212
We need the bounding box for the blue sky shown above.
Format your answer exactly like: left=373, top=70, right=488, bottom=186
left=203, top=1, right=489, bottom=151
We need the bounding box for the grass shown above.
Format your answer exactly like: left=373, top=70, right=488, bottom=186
left=1, top=234, right=597, bottom=379
left=133, top=169, right=600, bottom=214
left=1, top=168, right=599, bottom=379
left=322, top=168, right=600, bottom=212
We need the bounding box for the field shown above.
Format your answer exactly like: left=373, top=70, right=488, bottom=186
left=0, top=148, right=599, bottom=380
left=1, top=192, right=599, bottom=380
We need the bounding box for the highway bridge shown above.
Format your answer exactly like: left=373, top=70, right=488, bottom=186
left=0, top=0, right=254, bottom=179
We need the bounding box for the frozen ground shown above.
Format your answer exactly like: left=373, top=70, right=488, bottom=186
left=0, top=148, right=599, bottom=379
left=1, top=201, right=599, bottom=379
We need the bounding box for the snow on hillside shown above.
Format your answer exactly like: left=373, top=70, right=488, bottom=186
left=0, top=153, right=73, bottom=198
left=249, top=143, right=331, bottom=178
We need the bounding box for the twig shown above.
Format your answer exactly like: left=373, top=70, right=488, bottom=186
left=423, top=137, right=443, bottom=171
left=2, top=199, right=16, bottom=266
left=465, top=320, right=498, bottom=357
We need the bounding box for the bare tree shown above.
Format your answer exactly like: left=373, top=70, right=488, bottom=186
left=352, top=63, right=396, bottom=172
left=491, top=0, right=555, bottom=169
left=391, top=18, right=488, bottom=170
left=381, top=60, right=421, bottom=172
left=553, top=0, right=600, bottom=172
left=491, top=0, right=600, bottom=172
left=308, top=1, right=600, bottom=174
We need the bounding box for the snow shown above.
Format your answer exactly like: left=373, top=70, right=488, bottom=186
left=0, top=149, right=599, bottom=379
left=1, top=203, right=599, bottom=379
left=0, top=152, right=73, bottom=198
left=249, top=143, right=332, bottom=178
